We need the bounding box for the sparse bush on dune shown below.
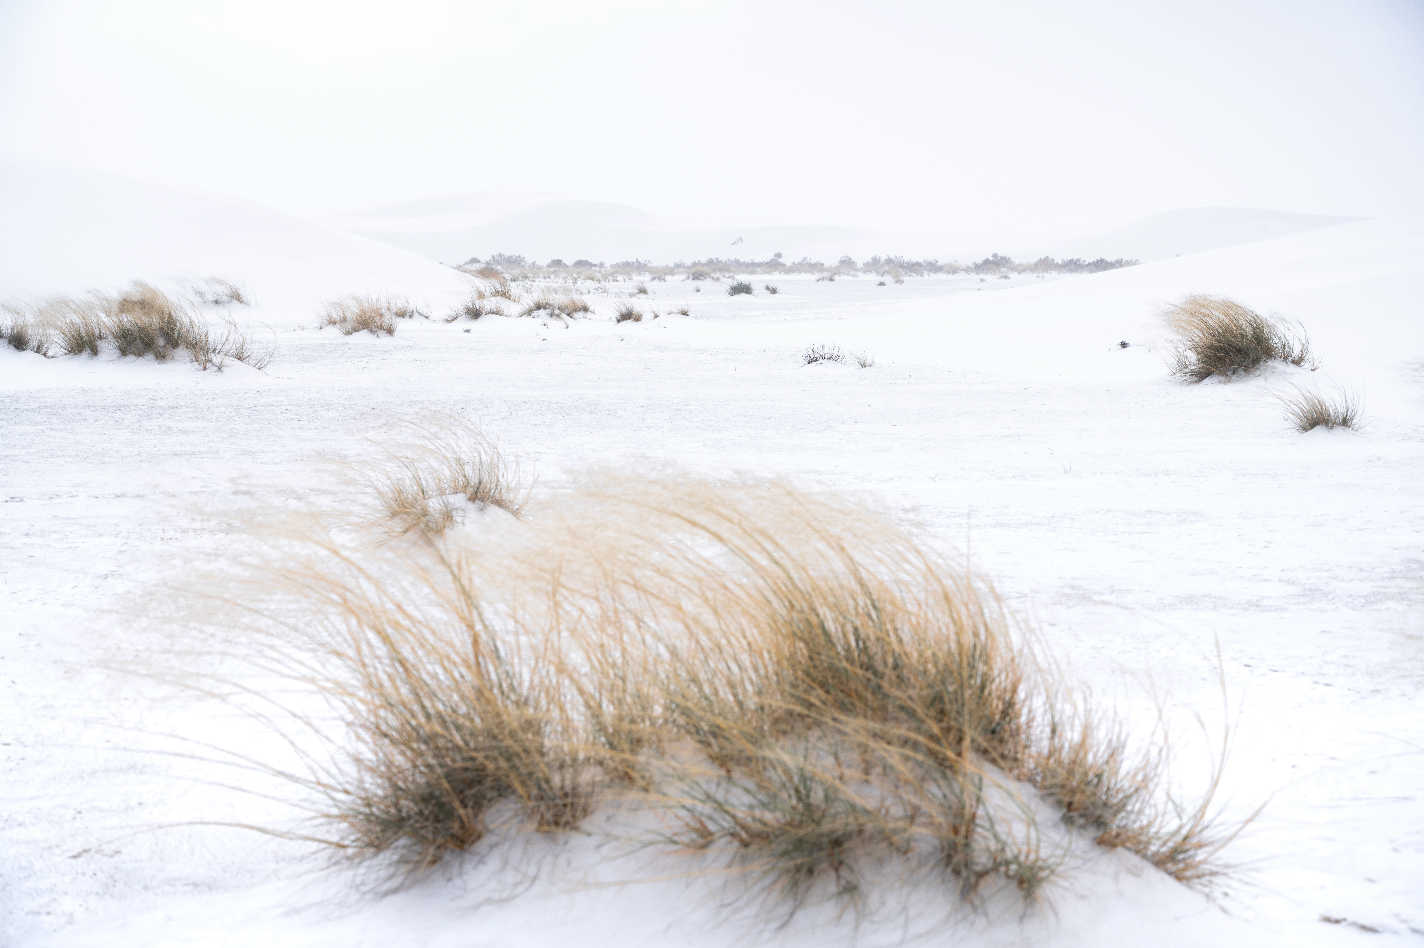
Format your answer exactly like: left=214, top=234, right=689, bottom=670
left=614, top=302, right=643, bottom=323
left=1274, top=385, right=1363, bottom=432
left=765, top=284, right=779, bottom=295
left=321, top=294, right=426, bottom=336
left=634, top=283, right=649, bottom=296
left=1163, top=295, right=1317, bottom=382
left=229, top=460, right=1250, bottom=899
left=727, top=281, right=753, bottom=296
left=2, top=282, right=269, bottom=368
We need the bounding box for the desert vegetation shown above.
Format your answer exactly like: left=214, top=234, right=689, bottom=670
left=1, top=281, right=269, bottom=369
left=1274, top=385, right=1363, bottom=432
left=187, top=277, right=250, bottom=306
left=614, top=302, right=644, bottom=323
left=449, top=250, right=1138, bottom=288
left=367, top=422, right=532, bottom=535
left=225, top=453, right=1249, bottom=903
left=321, top=295, right=426, bottom=336
left=518, top=292, right=592, bottom=320
left=803, top=344, right=845, bottom=365
left=727, top=281, right=754, bottom=296
left=1164, top=295, right=1317, bottom=382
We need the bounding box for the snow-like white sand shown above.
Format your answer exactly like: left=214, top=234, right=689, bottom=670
left=2, top=176, right=1421, bottom=945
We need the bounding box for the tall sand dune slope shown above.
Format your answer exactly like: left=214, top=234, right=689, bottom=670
left=1056, top=206, right=1364, bottom=262
left=0, top=161, right=472, bottom=319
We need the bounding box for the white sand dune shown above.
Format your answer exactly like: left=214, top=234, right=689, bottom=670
left=2, top=167, right=1420, bottom=946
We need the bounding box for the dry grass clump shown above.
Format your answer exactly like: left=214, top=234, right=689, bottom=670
left=321, top=295, right=426, bottom=336
left=444, top=292, right=508, bottom=321
left=189, top=277, right=250, bottom=306
left=803, top=344, right=845, bottom=365
left=634, top=283, right=649, bottom=296
left=1164, top=295, right=1317, bottom=382
left=672, top=305, right=691, bottom=317
left=1274, top=385, right=1363, bottom=432
left=3, top=282, right=269, bottom=369
left=1, top=304, right=51, bottom=355
left=232, top=469, right=1249, bottom=900
left=727, top=281, right=754, bottom=296
left=518, top=293, right=592, bottom=320
left=614, top=302, right=643, bottom=323
left=369, top=423, right=532, bottom=535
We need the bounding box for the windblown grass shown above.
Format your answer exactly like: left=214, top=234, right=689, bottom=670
left=368, top=422, right=532, bottom=535
left=1164, top=295, right=1317, bottom=382
left=614, top=302, right=643, bottom=323
left=3, top=282, right=269, bottom=368
left=445, top=288, right=509, bottom=321
left=518, top=293, right=591, bottom=320
left=321, top=295, right=427, bottom=336
left=803, top=344, right=845, bottom=365
left=1274, top=385, right=1363, bottom=432
left=223, top=467, right=1251, bottom=902
left=189, top=277, right=250, bottom=306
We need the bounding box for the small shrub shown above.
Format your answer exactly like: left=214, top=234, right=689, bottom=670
left=727, top=281, right=754, bottom=297
left=321, top=295, right=424, bottom=336
left=634, top=283, right=649, bottom=296
left=851, top=350, right=875, bottom=368
left=672, top=306, right=691, bottom=317
left=765, top=284, right=779, bottom=295
left=1275, top=386, right=1363, bottom=432
left=614, top=302, right=643, bottom=323
left=1163, top=295, right=1317, bottom=382
left=802, top=344, right=845, bottom=365
left=877, top=281, right=886, bottom=287
left=688, top=268, right=710, bottom=282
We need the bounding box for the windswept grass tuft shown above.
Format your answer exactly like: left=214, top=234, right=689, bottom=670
left=1164, top=295, right=1317, bottom=382
left=5, top=283, right=269, bottom=368
left=369, top=422, right=533, bottom=536
left=614, top=302, right=643, bottom=323
left=803, top=344, right=845, bottom=365
left=321, top=295, right=426, bottom=336
left=518, top=293, right=592, bottom=320
left=189, top=277, right=250, bottom=306
left=445, top=292, right=508, bottom=321
left=221, top=465, right=1251, bottom=901
left=1274, top=385, right=1363, bottom=432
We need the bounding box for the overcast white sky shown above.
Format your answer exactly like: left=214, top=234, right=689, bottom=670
left=2, top=0, right=1421, bottom=245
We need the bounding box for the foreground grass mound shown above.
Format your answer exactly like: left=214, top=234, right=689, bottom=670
left=239, top=466, right=1248, bottom=903
left=2, top=281, right=269, bottom=369
left=1164, top=294, right=1316, bottom=382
